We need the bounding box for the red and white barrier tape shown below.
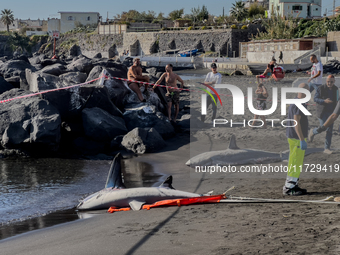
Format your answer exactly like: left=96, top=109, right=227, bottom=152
left=0, top=72, right=316, bottom=106
left=105, top=75, right=316, bottom=105
left=0, top=75, right=105, bottom=104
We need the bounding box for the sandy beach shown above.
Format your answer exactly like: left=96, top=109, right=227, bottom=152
left=1, top=72, right=340, bottom=254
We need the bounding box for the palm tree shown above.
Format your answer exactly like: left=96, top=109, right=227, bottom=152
left=230, top=1, right=248, bottom=22
left=1, top=9, right=15, bottom=32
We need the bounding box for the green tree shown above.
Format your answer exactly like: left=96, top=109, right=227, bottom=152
left=1, top=9, right=15, bottom=33
left=230, top=1, right=248, bottom=22
left=7, top=32, right=30, bottom=53
left=140, top=10, right=156, bottom=22
left=114, top=10, right=141, bottom=23
left=191, top=5, right=209, bottom=25
left=168, top=9, right=184, bottom=20
left=248, top=3, right=266, bottom=18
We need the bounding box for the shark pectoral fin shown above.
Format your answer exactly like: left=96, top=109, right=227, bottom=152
left=129, top=200, right=146, bottom=211
left=159, top=176, right=175, bottom=189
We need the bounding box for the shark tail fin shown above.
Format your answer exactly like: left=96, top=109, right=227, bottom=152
left=228, top=134, right=240, bottom=149
left=159, top=176, right=175, bottom=189
left=105, top=153, right=126, bottom=189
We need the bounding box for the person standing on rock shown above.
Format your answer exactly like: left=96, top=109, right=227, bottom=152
left=283, top=83, right=309, bottom=196
left=127, top=58, right=150, bottom=102
left=153, top=64, right=184, bottom=122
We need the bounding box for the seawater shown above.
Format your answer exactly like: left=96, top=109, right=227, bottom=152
left=0, top=157, right=161, bottom=240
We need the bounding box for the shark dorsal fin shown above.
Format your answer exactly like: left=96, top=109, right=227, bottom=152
left=159, top=176, right=175, bottom=189
left=228, top=135, right=240, bottom=149
left=105, top=153, right=126, bottom=189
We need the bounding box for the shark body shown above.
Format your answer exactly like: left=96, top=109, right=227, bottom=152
left=77, top=153, right=200, bottom=210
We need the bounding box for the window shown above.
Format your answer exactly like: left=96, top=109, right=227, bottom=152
left=277, top=6, right=280, bottom=11
left=292, top=5, right=302, bottom=11
left=86, top=16, right=91, bottom=21
left=316, top=8, right=318, bottom=11
left=68, top=16, right=73, bottom=20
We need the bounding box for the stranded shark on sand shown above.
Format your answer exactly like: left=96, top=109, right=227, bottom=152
left=186, top=135, right=285, bottom=167
left=77, top=153, right=203, bottom=210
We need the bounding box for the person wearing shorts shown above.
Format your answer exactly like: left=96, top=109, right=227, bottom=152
left=256, top=64, right=272, bottom=84
left=153, top=64, right=184, bottom=122
left=166, top=91, right=180, bottom=105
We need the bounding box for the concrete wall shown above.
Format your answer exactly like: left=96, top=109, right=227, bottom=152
left=327, top=31, right=340, bottom=52
left=47, top=19, right=60, bottom=34
left=26, top=31, right=48, bottom=36
left=55, top=33, right=124, bottom=58
left=154, top=29, right=248, bottom=57
left=98, top=24, right=127, bottom=35
left=52, top=30, right=248, bottom=59
left=247, top=50, right=310, bottom=63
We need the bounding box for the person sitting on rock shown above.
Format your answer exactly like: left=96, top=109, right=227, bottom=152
left=127, top=58, right=150, bottom=102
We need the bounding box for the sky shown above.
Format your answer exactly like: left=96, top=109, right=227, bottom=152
left=1, top=0, right=338, bottom=20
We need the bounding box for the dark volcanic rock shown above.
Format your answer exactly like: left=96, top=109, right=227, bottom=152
left=0, top=77, right=14, bottom=94
left=121, top=127, right=166, bottom=154
left=67, top=57, right=94, bottom=75
left=5, top=76, right=20, bottom=88
left=59, top=72, right=87, bottom=84
left=0, top=60, right=34, bottom=78
left=82, top=107, right=127, bottom=142
left=40, top=63, right=67, bottom=76
left=123, top=104, right=175, bottom=139
left=93, top=53, right=102, bottom=58
left=0, top=89, right=61, bottom=153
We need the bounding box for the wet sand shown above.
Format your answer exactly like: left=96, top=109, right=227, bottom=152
left=1, top=73, right=340, bottom=254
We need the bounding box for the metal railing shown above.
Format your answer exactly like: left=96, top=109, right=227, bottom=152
left=294, top=47, right=321, bottom=64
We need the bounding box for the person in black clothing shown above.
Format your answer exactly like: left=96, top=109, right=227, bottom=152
left=250, top=83, right=268, bottom=129
left=308, top=75, right=339, bottom=154
left=278, top=51, right=284, bottom=64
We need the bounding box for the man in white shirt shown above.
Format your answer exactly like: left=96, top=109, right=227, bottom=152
left=201, top=63, right=222, bottom=122
left=307, top=54, right=323, bottom=93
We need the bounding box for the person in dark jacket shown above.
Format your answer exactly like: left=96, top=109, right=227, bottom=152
left=308, top=75, right=339, bottom=154
left=278, top=51, right=284, bottom=64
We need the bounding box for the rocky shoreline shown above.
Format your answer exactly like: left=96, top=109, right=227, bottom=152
left=0, top=53, right=190, bottom=159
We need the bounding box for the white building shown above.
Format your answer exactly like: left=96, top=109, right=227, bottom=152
left=48, top=12, right=99, bottom=34
left=269, top=0, right=322, bottom=19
